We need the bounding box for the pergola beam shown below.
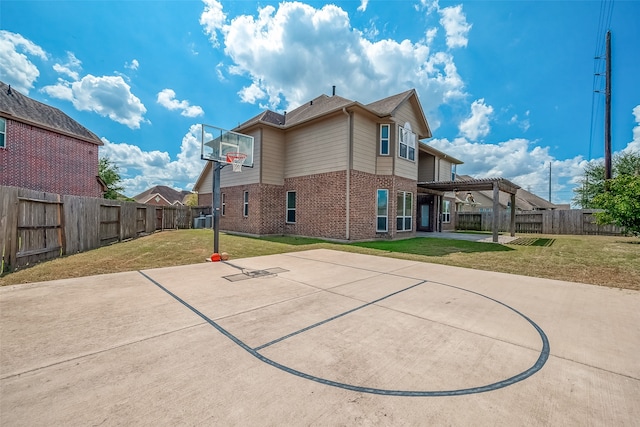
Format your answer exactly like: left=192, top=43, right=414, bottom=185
left=417, top=177, right=521, bottom=242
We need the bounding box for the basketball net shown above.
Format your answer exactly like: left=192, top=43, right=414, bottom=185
left=226, top=152, right=247, bottom=172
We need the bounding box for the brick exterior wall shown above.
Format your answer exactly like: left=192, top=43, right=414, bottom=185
left=0, top=119, right=101, bottom=197
left=284, top=171, right=347, bottom=240
left=348, top=170, right=417, bottom=240
left=198, top=170, right=418, bottom=241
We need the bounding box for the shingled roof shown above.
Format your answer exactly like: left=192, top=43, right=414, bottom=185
left=234, top=89, right=427, bottom=134
left=0, top=81, right=102, bottom=145
left=133, top=185, right=192, bottom=205
left=365, top=89, right=415, bottom=116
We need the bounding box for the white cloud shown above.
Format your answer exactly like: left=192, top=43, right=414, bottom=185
left=125, top=59, right=139, bottom=70
left=209, top=1, right=466, bottom=112
left=99, top=124, right=205, bottom=196
left=0, top=30, right=48, bottom=94
left=459, top=98, right=493, bottom=140
left=438, top=5, right=472, bottom=49
left=157, top=89, right=204, bottom=117
left=429, top=137, right=586, bottom=204
left=357, top=0, right=369, bottom=12
left=425, top=28, right=438, bottom=44
left=52, top=51, right=82, bottom=80
left=43, top=74, right=147, bottom=129
left=509, top=110, right=531, bottom=132
left=623, top=105, right=640, bottom=153
left=200, top=0, right=226, bottom=47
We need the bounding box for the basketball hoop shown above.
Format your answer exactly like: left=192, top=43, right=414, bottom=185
left=226, top=152, right=247, bottom=172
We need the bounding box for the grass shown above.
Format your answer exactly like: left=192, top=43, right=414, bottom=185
left=1, top=229, right=639, bottom=291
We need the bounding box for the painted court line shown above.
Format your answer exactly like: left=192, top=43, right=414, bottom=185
left=253, top=280, right=428, bottom=351
left=138, top=267, right=550, bottom=397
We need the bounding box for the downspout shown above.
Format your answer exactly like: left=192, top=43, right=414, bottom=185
left=342, top=107, right=352, bottom=240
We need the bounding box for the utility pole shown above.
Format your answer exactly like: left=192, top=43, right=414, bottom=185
left=548, top=162, right=552, bottom=202
left=604, top=30, right=612, bottom=180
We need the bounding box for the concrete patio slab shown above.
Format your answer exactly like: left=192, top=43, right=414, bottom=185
left=1, top=249, right=638, bottom=425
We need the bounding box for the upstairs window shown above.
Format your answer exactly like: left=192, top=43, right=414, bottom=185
left=379, top=124, right=390, bottom=155
left=0, top=118, right=5, bottom=148
left=398, top=122, right=416, bottom=161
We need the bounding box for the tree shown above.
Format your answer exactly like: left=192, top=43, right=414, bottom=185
left=573, top=151, right=640, bottom=208
left=593, top=173, right=640, bottom=236
left=99, top=156, right=124, bottom=199
left=184, top=193, right=198, bottom=207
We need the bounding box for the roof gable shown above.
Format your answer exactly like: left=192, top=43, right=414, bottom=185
left=235, top=89, right=432, bottom=137
left=0, top=81, right=102, bottom=145
left=134, top=185, right=190, bottom=204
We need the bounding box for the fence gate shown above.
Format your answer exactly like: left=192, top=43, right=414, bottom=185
left=136, top=207, right=146, bottom=235
left=100, top=204, right=121, bottom=245
left=15, top=197, right=64, bottom=269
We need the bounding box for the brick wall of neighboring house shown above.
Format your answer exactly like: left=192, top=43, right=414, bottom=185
left=284, top=171, right=347, bottom=240
left=0, top=119, right=101, bottom=197
left=141, top=196, right=171, bottom=206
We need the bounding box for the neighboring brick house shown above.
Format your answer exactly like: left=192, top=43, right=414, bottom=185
left=0, top=81, right=104, bottom=197
left=193, top=89, right=462, bottom=241
left=133, top=185, right=192, bottom=206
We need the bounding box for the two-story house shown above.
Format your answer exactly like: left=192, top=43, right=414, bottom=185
left=193, top=89, right=462, bottom=241
left=0, top=81, right=104, bottom=197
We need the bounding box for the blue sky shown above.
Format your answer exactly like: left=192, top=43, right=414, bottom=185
left=1, top=0, right=639, bottom=203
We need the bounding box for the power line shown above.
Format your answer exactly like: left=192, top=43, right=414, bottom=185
left=589, top=0, right=615, bottom=161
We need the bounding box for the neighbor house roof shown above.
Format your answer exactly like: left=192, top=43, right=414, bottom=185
left=0, top=81, right=102, bottom=145
left=133, top=186, right=192, bottom=205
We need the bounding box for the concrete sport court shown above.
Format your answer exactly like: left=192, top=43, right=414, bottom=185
left=1, top=249, right=639, bottom=425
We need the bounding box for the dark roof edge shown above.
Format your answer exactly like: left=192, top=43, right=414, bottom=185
left=0, top=112, right=103, bottom=146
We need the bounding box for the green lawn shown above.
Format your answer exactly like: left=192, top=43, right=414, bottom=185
left=1, top=230, right=638, bottom=290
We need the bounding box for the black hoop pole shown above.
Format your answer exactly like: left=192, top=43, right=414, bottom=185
left=212, top=161, right=225, bottom=254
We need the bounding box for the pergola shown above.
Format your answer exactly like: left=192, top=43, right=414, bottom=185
left=417, top=178, right=521, bottom=242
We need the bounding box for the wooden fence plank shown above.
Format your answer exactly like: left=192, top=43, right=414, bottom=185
left=455, top=209, right=623, bottom=235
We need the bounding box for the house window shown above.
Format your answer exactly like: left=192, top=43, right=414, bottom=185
left=243, top=191, right=249, bottom=217
left=398, top=122, right=416, bottom=161
left=396, top=191, right=413, bottom=232
left=442, top=200, right=451, bottom=223
left=376, top=189, right=388, bottom=232
left=379, top=124, right=389, bottom=155
left=221, top=193, right=226, bottom=216
left=451, top=164, right=457, bottom=181
left=286, top=191, right=296, bottom=223
left=0, top=117, right=6, bottom=148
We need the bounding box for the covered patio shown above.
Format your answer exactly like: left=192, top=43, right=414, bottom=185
left=418, top=178, right=521, bottom=242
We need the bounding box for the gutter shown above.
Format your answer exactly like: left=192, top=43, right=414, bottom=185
left=342, top=107, right=352, bottom=240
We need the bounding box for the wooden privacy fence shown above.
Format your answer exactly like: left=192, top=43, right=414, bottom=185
left=0, top=186, right=210, bottom=273
left=456, top=210, right=624, bottom=235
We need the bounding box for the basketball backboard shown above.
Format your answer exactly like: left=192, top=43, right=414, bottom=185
left=200, top=124, right=254, bottom=168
